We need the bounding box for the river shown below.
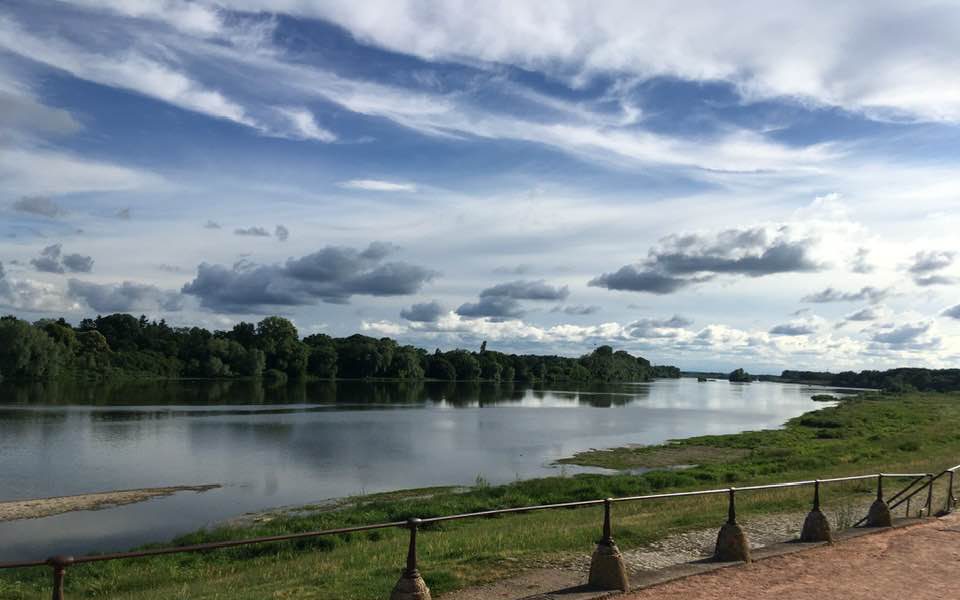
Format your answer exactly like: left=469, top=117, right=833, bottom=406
left=0, top=377, right=850, bottom=561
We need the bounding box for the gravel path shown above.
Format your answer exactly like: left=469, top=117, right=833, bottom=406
left=623, top=513, right=960, bottom=600
left=531, top=501, right=871, bottom=574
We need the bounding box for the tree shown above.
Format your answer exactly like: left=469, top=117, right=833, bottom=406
left=0, top=318, right=65, bottom=379
left=729, top=368, right=752, bottom=383
left=304, top=334, right=338, bottom=379
left=445, top=350, right=481, bottom=380
left=426, top=357, right=456, bottom=380
left=256, top=317, right=308, bottom=378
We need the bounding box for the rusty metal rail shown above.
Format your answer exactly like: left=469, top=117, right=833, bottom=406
left=2, top=463, right=958, bottom=599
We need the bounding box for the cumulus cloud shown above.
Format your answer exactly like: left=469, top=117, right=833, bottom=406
left=845, top=306, right=882, bottom=322
left=456, top=296, right=524, bottom=320
left=181, top=242, right=436, bottom=311
left=480, top=279, right=569, bottom=301
left=942, top=305, right=960, bottom=320
left=0, top=262, right=11, bottom=300
left=401, top=300, right=445, bottom=322
left=553, top=304, right=600, bottom=316
left=29, top=244, right=94, bottom=274
left=31, top=244, right=65, bottom=273
left=591, top=227, right=820, bottom=294
left=770, top=322, right=817, bottom=336
left=274, top=225, right=290, bottom=242
left=914, top=274, right=956, bottom=287
left=234, top=226, right=271, bottom=237
left=12, top=195, right=64, bottom=218
left=68, top=279, right=183, bottom=312
left=629, top=315, right=693, bottom=339
left=62, top=253, right=94, bottom=273
left=871, top=322, right=932, bottom=346
left=908, top=250, right=955, bottom=286
left=457, top=279, right=569, bottom=319
left=909, top=250, right=955, bottom=274
left=338, top=179, right=417, bottom=192
left=0, top=263, right=76, bottom=312
left=850, top=247, right=874, bottom=274
left=802, top=286, right=890, bottom=304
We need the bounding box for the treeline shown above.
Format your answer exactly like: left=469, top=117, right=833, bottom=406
left=778, top=368, right=960, bottom=393
left=0, top=313, right=679, bottom=383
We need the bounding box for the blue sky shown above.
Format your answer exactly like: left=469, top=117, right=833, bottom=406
left=1, top=0, right=959, bottom=372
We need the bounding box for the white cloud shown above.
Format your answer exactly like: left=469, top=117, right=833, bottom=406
left=339, top=179, right=418, bottom=192
left=248, top=0, right=960, bottom=123
left=274, top=107, right=336, bottom=142
left=0, top=146, right=161, bottom=195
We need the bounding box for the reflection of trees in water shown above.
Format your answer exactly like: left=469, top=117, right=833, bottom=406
left=0, top=378, right=654, bottom=410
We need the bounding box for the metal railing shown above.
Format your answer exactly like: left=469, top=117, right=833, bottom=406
left=2, top=463, right=958, bottom=599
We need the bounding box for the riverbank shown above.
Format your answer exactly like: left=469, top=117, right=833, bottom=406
left=1, top=391, right=958, bottom=600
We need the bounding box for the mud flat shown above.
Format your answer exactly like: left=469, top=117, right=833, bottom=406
left=0, top=485, right=221, bottom=522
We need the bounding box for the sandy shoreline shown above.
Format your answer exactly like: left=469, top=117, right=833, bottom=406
left=0, top=485, right=221, bottom=522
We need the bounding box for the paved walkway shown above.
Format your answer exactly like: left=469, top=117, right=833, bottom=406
left=624, top=514, right=960, bottom=600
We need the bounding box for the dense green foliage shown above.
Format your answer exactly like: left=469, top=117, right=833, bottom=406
left=777, top=368, right=960, bottom=392
left=2, top=392, right=958, bottom=600
left=0, top=314, right=677, bottom=383
left=728, top=367, right=753, bottom=382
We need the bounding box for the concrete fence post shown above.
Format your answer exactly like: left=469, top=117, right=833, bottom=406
left=866, top=474, right=892, bottom=527
left=800, top=480, right=832, bottom=543
left=714, top=488, right=751, bottom=562
left=588, top=499, right=629, bottom=591
left=390, top=518, right=431, bottom=600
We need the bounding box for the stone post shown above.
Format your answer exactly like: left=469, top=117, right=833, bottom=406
left=800, top=480, right=832, bottom=543
left=866, top=474, right=892, bottom=527
left=714, top=488, right=751, bottom=562
left=588, top=499, right=629, bottom=591
left=390, top=518, right=431, bottom=600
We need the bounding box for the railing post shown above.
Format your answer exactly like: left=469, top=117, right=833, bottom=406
left=46, top=556, right=73, bottom=600
left=801, top=480, right=832, bottom=543
left=714, top=488, right=750, bottom=562
left=948, top=471, right=956, bottom=514
left=390, top=518, right=430, bottom=600
left=866, top=474, right=892, bottom=527
left=588, top=499, right=629, bottom=591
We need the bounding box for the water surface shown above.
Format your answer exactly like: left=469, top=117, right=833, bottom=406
left=0, top=377, right=849, bottom=560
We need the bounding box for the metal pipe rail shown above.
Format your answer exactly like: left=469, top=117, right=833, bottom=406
left=0, top=464, right=955, bottom=599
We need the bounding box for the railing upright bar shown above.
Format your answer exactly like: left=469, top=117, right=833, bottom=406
left=947, top=471, right=953, bottom=512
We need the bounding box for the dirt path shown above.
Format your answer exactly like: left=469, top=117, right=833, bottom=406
left=624, top=513, right=960, bottom=600
left=0, top=485, right=220, bottom=522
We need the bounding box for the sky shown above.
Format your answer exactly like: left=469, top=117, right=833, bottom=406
left=1, top=0, right=959, bottom=373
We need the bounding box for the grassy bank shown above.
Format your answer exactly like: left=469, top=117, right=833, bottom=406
left=2, top=392, right=959, bottom=599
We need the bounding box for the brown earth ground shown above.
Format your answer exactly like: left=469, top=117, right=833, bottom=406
left=624, top=513, right=960, bottom=600
left=0, top=485, right=220, bottom=522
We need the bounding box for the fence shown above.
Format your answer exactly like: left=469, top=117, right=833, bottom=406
left=2, top=463, right=958, bottom=600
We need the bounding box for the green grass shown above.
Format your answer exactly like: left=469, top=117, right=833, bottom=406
left=2, top=392, right=960, bottom=599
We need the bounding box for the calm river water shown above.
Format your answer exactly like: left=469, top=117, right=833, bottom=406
left=0, top=377, right=848, bottom=560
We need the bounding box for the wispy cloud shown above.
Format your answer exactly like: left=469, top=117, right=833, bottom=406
left=339, top=179, right=418, bottom=192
